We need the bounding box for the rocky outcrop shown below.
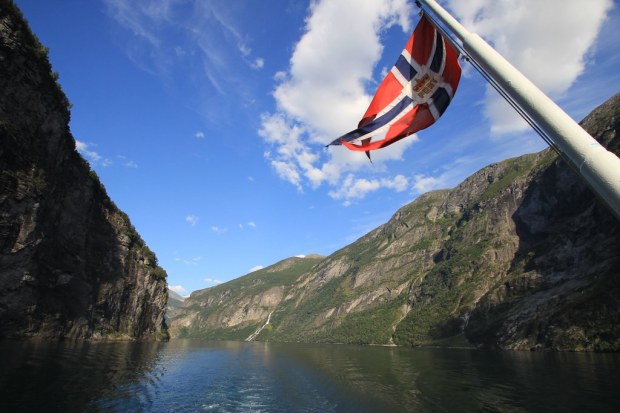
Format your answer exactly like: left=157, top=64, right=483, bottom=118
left=172, top=93, right=620, bottom=351
left=0, top=0, right=168, bottom=340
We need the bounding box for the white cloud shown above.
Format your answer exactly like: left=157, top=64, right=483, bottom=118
left=195, top=131, right=205, bottom=139
left=329, top=174, right=409, bottom=202
left=116, top=155, right=138, bottom=168
left=274, top=71, right=287, bottom=82
left=329, top=175, right=380, bottom=200
left=295, top=254, right=306, bottom=258
left=238, top=42, right=251, bottom=57
left=259, top=0, right=415, bottom=200
left=412, top=174, right=443, bottom=194
left=174, top=256, right=201, bottom=265
left=210, top=226, right=227, bottom=234
left=271, top=159, right=302, bottom=190
left=249, top=265, right=264, bottom=272
left=273, top=0, right=411, bottom=137
left=76, top=141, right=138, bottom=169
left=76, top=140, right=105, bottom=165
left=204, top=277, right=223, bottom=285
left=185, top=215, right=199, bottom=227
left=239, top=221, right=256, bottom=230
left=169, top=285, right=187, bottom=294
left=251, top=57, right=264, bottom=70
left=447, top=0, right=613, bottom=135
left=382, top=174, right=409, bottom=191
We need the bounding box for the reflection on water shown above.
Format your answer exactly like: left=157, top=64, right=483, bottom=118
left=0, top=339, right=163, bottom=412
left=1, top=339, right=619, bottom=412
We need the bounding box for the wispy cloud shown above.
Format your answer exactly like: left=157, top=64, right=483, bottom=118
left=185, top=215, right=199, bottom=227
left=249, top=265, right=264, bottom=273
left=76, top=140, right=138, bottom=169
left=204, top=277, right=223, bottom=286
left=238, top=221, right=257, bottom=229
left=117, top=155, right=138, bottom=168
left=210, top=226, right=227, bottom=235
left=169, top=285, right=187, bottom=294
left=103, top=0, right=264, bottom=120
left=251, top=57, right=264, bottom=70
left=76, top=140, right=107, bottom=166
left=174, top=256, right=201, bottom=265
left=195, top=131, right=205, bottom=139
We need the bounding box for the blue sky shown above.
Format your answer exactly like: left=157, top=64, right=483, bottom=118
left=16, top=0, right=619, bottom=296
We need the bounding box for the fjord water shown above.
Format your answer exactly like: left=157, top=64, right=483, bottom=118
left=1, top=339, right=619, bottom=412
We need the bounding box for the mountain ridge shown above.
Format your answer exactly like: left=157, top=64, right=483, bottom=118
left=171, top=92, right=620, bottom=351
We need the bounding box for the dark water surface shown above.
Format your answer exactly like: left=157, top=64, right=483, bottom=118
left=1, top=339, right=619, bottom=412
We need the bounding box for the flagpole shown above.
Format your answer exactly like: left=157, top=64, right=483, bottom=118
left=417, top=0, right=620, bottom=220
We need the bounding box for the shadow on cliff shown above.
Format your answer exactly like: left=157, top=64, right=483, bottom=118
left=0, top=1, right=168, bottom=340
left=465, top=143, right=620, bottom=350
left=1, top=144, right=168, bottom=340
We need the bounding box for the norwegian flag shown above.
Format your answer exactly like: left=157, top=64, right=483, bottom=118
left=328, top=15, right=461, bottom=158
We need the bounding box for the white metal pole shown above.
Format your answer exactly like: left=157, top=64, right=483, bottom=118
left=418, top=0, right=620, bottom=220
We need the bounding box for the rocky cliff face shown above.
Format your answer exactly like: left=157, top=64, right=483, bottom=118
left=0, top=1, right=169, bottom=340
left=464, top=94, right=620, bottom=351
left=172, top=93, right=620, bottom=351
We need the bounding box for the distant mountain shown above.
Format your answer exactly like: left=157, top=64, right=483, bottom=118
left=169, top=255, right=324, bottom=339
left=170, top=94, right=620, bottom=351
left=0, top=1, right=168, bottom=340
left=165, top=289, right=185, bottom=322
left=169, top=289, right=186, bottom=303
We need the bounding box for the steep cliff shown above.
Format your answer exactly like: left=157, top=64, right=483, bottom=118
left=172, top=93, right=620, bottom=351
left=463, top=93, right=620, bottom=351
left=0, top=0, right=169, bottom=340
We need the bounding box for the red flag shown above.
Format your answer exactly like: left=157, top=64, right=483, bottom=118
left=328, top=15, right=461, bottom=156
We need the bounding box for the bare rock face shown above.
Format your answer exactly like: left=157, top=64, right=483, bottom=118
left=464, top=93, right=620, bottom=351
left=0, top=1, right=168, bottom=341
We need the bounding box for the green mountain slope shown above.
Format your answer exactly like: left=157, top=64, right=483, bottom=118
left=170, top=255, right=325, bottom=340
left=170, top=93, right=620, bottom=351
